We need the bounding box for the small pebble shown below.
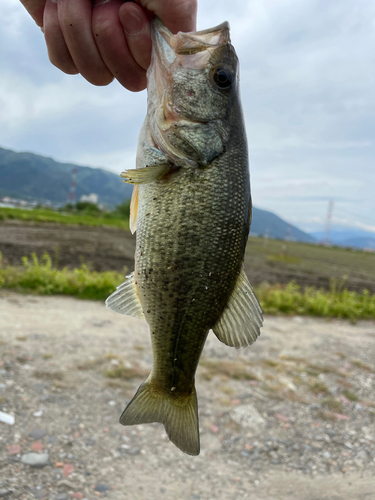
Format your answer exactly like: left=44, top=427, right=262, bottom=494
left=0, top=411, right=14, bottom=425
left=31, top=442, right=44, bottom=452
left=21, top=453, right=49, bottom=468
left=29, top=429, right=46, bottom=439
left=70, top=493, right=83, bottom=499
left=94, top=485, right=109, bottom=493
left=0, top=490, right=13, bottom=498
left=63, top=464, right=74, bottom=477
left=6, top=444, right=20, bottom=455
left=57, top=495, right=68, bottom=500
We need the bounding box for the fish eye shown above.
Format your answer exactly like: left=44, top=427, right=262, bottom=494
left=212, top=67, right=233, bottom=91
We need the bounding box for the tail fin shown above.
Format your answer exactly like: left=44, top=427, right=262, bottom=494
left=120, top=380, right=200, bottom=456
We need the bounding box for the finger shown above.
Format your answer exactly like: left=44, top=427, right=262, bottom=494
left=137, top=0, right=197, bottom=34
left=93, top=0, right=147, bottom=92
left=119, top=2, right=151, bottom=71
left=20, top=0, right=46, bottom=27
left=57, top=0, right=114, bottom=86
left=43, top=0, right=78, bottom=74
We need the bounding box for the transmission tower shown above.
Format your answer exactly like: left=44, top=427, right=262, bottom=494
left=67, top=167, right=77, bottom=204
left=321, top=200, right=334, bottom=245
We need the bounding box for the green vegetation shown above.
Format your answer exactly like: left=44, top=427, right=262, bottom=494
left=0, top=205, right=129, bottom=229
left=0, top=252, right=125, bottom=301
left=342, top=390, right=359, bottom=402
left=104, top=363, right=148, bottom=379
left=1, top=251, right=375, bottom=321
left=256, top=282, right=375, bottom=321
left=200, top=359, right=259, bottom=381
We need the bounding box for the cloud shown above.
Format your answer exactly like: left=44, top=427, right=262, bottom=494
left=0, top=0, right=374, bottom=234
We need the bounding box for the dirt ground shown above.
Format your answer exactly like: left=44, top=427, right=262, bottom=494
left=0, top=291, right=374, bottom=499
left=2, top=220, right=375, bottom=293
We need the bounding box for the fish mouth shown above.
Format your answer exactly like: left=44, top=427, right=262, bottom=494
left=147, top=18, right=231, bottom=166
left=151, top=18, right=230, bottom=69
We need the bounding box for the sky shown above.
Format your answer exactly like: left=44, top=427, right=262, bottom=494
left=0, top=0, right=374, bottom=234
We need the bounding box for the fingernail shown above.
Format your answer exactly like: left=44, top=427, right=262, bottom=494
left=122, top=12, right=144, bottom=36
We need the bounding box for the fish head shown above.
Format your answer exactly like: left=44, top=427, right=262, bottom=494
left=147, top=18, right=241, bottom=167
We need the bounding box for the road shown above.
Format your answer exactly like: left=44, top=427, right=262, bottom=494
left=0, top=291, right=374, bottom=499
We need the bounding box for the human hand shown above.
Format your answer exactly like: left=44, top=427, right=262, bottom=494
left=20, top=0, right=197, bottom=91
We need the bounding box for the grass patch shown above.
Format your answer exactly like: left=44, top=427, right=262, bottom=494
left=200, top=359, right=258, bottom=381
left=33, top=370, right=64, bottom=381
left=316, top=410, right=338, bottom=422
left=1, top=252, right=375, bottom=321
left=77, top=358, right=106, bottom=370
left=0, top=206, right=129, bottom=229
left=352, top=359, right=373, bottom=372
left=321, top=397, right=343, bottom=413
left=267, top=254, right=302, bottom=264
left=104, top=363, right=148, bottom=380
left=257, top=281, right=375, bottom=321
left=309, top=380, right=330, bottom=395
left=263, top=359, right=279, bottom=368
left=0, top=252, right=124, bottom=301
left=342, top=390, right=359, bottom=402
left=105, top=352, right=121, bottom=360
left=279, top=355, right=307, bottom=363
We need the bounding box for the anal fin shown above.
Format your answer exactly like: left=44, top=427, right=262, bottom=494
left=213, top=268, right=263, bottom=348
left=105, top=272, right=145, bottom=319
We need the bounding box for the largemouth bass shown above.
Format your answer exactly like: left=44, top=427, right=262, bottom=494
left=106, top=18, right=263, bottom=456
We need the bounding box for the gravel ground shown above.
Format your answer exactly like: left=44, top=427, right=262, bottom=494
left=0, top=290, right=374, bottom=499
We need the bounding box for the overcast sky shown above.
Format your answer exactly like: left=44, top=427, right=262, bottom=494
left=1, top=0, right=374, bottom=234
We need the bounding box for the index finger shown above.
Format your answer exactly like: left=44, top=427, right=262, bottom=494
left=137, top=0, right=197, bottom=33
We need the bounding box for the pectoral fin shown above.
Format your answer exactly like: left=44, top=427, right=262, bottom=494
left=212, top=268, right=263, bottom=348
left=105, top=272, right=145, bottom=319
left=121, top=163, right=170, bottom=184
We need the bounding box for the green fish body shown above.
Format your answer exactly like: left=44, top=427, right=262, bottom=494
left=106, top=18, right=263, bottom=455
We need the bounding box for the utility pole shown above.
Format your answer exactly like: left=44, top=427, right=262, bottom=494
left=67, top=167, right=77, bottom=205
left=321, top=200, right=334, bottom=246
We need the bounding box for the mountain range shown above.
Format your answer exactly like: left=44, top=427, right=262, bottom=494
left=0, top=146, right=133, bottom=206
left=311, top=228, right=375, bottom=250
left=1, top=146, right=314, bottom=243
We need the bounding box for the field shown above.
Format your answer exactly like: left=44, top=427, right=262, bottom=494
left=1, top=213, right=375, bottom=294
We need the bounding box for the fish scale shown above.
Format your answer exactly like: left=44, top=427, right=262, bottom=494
left=136, top=157, right=249, bottom=393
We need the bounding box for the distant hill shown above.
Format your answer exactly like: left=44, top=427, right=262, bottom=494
left=0, top=146, right=315, bottom=242
left=0, top=146, right=132, bottom=207
left=251, top=207, right=315, bottom=243
left=338, top=237, right=375, bottom=250
left=311, top=227, right=375, bottom=249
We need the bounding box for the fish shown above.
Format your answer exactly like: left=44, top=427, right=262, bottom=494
left=106, top=17, right=263, bottom=456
